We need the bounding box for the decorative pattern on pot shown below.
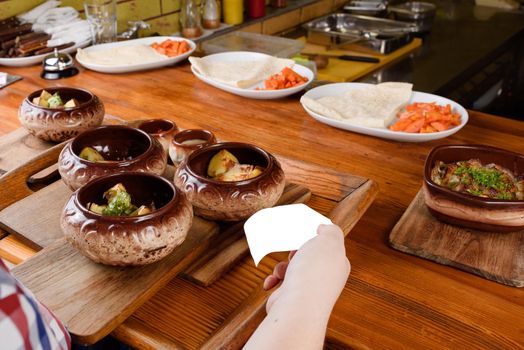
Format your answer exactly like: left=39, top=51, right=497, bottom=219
left=174, top=142, right=286, bottom=221
left=58, top=125, right=167, bottom=191
left=19, top=87, right=104, bottom=142
left=60, top=172, right=193, bottom=266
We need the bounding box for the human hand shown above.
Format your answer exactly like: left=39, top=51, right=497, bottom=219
left=263, top=224, right=351, bottom=313
left=244, top=225, right=350, bottom=350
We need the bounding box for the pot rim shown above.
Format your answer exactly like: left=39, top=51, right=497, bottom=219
left=171, top=129, right=216, bottom=149
left=184, top=141, right=275, bottom=186
left=74, top=172, right=179, bottom=223
left=69, top=125, right=156, bottom=167
left=424, top=144, right=524, bottom=208
left=138, top=119, right=178, bottom=137
left=26, top=87, right=97, bottom=111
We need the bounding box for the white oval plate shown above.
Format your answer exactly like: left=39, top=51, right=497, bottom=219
left=76, top=36, right=196, bottom=74
left=301, top=82, right=469, bottom=142
left=0, top=39, right=91, bottom=67
left=190, top=51, right=314, bottom=99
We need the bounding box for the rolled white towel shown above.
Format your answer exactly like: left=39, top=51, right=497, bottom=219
left=43, top=19, right=85, bottom=34
left=47, top=25, right=91, bottom=46
left=18, top=0, right=61, bottom=23
left=33, top=7, right=79, bottom=27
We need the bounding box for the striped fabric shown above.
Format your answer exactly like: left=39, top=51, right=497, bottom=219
left=0, top=259, right=71, bottom=350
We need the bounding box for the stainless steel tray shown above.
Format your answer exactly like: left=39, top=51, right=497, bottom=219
left=343, top=0, right=387, bottom=17
left=302, top=13, right=417, bottom=54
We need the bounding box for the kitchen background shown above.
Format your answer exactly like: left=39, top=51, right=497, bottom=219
left=0, top=0, right=344, bottom=36
left=1, top=0, right=191, bottom=36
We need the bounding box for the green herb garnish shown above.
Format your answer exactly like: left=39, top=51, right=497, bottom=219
left=102, top=190, right=137, bottom=216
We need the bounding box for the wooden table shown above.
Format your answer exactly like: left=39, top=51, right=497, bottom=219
left=0, top=63, right=523, bottom=349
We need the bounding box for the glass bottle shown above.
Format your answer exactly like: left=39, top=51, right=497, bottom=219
left=180, top=0, right=202, bottom=38
left=202, top=0, right=220, bottom=29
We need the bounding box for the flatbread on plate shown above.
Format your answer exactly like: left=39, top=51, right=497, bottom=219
left=189, top=55, right=294, bottom=88
left=77, top=45, right=167, bottom=66
left=301, top=82, right=413, bottom=128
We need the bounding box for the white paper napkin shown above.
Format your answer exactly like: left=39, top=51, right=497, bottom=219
left=244, top=204, right=332, bottom=266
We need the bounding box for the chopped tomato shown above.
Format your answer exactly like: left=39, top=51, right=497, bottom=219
left=389, top=102, right=461, bottom=133
left=150, top=39, right=191, bottom=57
left=259, top=67, right=308, bottom=90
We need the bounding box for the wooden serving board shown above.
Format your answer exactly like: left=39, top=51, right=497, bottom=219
left=0, top=126, right=379, bottom=347
left=0, top=115, right=125, bottom=175
left=0, top=128, right=55, bottom=175
left=8, top=183, right=310, bottom=345
left=0, top=140, right=313, bottom=344
left=389, top=189, right=524, bottom=288
left=12, top=219, right=219, bottom=345
left=114, top=174, right=378, bottom=350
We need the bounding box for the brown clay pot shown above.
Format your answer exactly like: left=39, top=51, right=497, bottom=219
left=174, top=142, right=286, bottom=221
left=19, top=87, right=104, bottom=142
left=423, top=144, right=524, bottom=232
left=169, top=129, right=217, bottom=166
left=58, top=125, right=167, bottom=191
left=60, top=172, right=193, bottom=266
left=137, top=119, right=178, bottom=153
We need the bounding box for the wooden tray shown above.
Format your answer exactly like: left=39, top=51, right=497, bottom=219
left=0, top=127, right=378, bottom=347
left=0, top=141, right=310, bottom=344
left=389, top=189, right=524, bottom=288
left=113, top=162, right=378, bottom=350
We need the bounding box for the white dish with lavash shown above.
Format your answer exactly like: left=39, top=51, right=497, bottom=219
left=76, top=36, right=196, bottom=74
left=301, top=82, right=468, bottom=142
left=189, top=51, right=314, bottom=99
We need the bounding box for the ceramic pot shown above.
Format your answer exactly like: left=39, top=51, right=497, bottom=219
left=137, top=119, right=178, bottom=154
left=174, top=142, right=285, bottom=221
left=58, top=125, right=167, bottom=190
left=19, top=87, right=104, bottom=142
left=169, top=129, right=217, bottom=166
left=423, top=144, right=524, bottom=232
left=61, top=172, right=193, bottom=266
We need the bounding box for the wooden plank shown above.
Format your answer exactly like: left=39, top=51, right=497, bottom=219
left=12, top=217, right=219, bottom=345
left=389, top=189, right=524, bottom=287
left=0, top=128, right=55, bottom=173
left=300, top=0, right=333, bottom=23
left=199, top=285, right=271, bottom=350
left=198, top=179, right=377, bottom=350
left=112, top=318, right=186, bottom=350
left=0, top=180, right=70, bottom=249
left=278, top=156, right=366, bottom=202
left=239, top=22, right=262, bottom=34
left=262, top=9, right=301, bottom=35
left=0, top=234, right=38, bottom=265
left=0, top=115, right=126, bottom=174
left=0, top=142, right=65, bottom=211
left=182, top=183, right=311, bottom=286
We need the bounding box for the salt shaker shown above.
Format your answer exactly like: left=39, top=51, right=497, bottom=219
left=203, top=0, right=220, bottom=29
